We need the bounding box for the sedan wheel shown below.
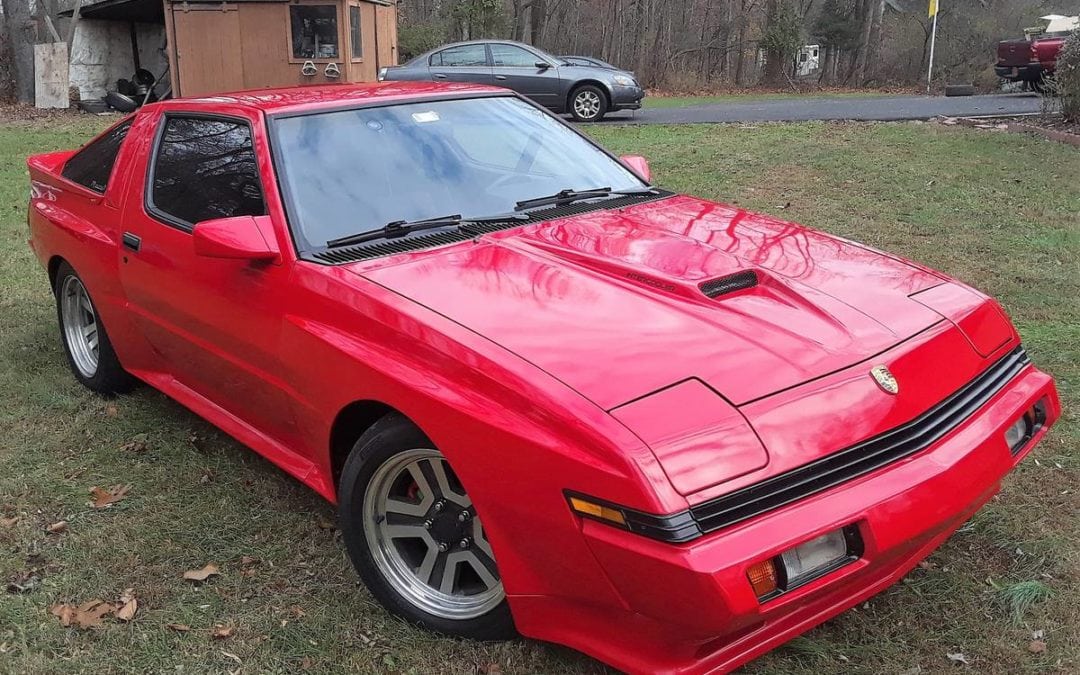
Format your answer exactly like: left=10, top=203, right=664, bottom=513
left=570, top=85, right=607, bottom=122
left=338, top=414, right=516, bottom=639
left=364, top=448, right=504, bottom=619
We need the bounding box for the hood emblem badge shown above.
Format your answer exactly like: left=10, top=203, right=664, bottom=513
left=870, top=365, right=899, bottom=395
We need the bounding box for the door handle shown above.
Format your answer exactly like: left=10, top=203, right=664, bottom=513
left=433, top=73, right=448, bottom=80
left=122, top=232, right=141, bottom=252
left=495, top=75, right=507, bottom=80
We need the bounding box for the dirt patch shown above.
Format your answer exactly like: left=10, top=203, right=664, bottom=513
left=0, top=103, right=115, bottom=129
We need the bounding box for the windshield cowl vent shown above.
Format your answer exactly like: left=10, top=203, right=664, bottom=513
left=700, top=270, right=758, bottom=298
left=308, top=190, right=674, bottom=264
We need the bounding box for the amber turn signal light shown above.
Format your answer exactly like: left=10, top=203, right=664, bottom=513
left=746, top=559, right=779, bottom=598
left=568, top=496, right=627, bottom=526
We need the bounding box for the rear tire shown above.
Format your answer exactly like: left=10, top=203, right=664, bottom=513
left=569, top=84, right=608, bottom=122
left=338, top=414, right=516, bottom=640
left=54, top=262, right=136, bottom=395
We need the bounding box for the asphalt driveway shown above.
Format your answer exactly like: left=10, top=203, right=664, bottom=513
left=602, top=92, right=1043, bottom=124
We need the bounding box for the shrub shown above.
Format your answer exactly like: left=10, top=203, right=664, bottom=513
left=1051, top=30, right=1080, bottom=122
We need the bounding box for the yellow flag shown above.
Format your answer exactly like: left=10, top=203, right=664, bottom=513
left=928, top=0, right=938, bottom=17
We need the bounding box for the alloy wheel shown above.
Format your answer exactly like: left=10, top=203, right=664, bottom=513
left=573, top=90, right=602, bottom=120
left=363, top=448, right=504, bottom=620
left=60, top=276, right=99, bottom=378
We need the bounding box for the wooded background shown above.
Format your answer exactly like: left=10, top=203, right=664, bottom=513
left=3, top=0, right=1080, bottom=101
left=397, top=0, right=1080, bottom=89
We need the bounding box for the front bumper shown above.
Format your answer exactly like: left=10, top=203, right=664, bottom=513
left=512, top=363, right=1059, bottom=674
left=610, top=85, right=645, bottom=111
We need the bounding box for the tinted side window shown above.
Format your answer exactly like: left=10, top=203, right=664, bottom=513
left=150, top=116, right=266, bottom=227
left=431, top=45, right=487, bottom=67
left=490, top=44, right=537, bottom=67
left=61, top=120, right=132, bottom=193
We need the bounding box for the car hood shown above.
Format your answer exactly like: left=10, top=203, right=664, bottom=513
left=355, top=195, right=948, bottom=410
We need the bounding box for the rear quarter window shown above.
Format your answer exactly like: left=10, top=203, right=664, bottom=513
left=61, top=120, right=132, bottom=193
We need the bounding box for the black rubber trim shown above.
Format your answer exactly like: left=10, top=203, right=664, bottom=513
left=582, top=346, right=1029, bottom=544
left=689, top=346, right=1030, bottom=535
left=307, top=190, right=675, bottom=264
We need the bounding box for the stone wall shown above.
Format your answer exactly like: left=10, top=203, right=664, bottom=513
left=69, top=19, right=167, bottom=101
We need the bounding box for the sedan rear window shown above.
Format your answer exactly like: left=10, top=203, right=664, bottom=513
left=271, top=97, right=645, bottom=250
left=430, top=45, right=487, bottom=67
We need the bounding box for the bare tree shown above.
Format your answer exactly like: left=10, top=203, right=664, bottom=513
left=1, top=0, right=36, bottom=102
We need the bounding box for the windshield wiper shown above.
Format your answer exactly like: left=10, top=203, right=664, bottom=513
left=514, top=186, right=658, bottom=212
left=326, top=212, right=530, bottom=248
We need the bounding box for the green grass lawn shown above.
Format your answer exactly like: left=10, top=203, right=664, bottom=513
left=1, top=114, right=1077, bottom=674
left=643, top=90, right=899, bottom=109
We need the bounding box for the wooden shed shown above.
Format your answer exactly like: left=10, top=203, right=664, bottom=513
left=163, top=0, right=398, bottom=97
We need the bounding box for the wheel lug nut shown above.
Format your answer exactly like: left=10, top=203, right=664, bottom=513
left=457, top=511, right=471, bottom=522
left=438, top=542, right=449, bottom=552
left=433, top=501, right=445, bottom=512
left=459, top=538, right=471, bottom=549
left=423, top=519, right=433, bottom=529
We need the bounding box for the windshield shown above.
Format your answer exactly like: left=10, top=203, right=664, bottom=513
left=271, top=96, right=645, bottom=249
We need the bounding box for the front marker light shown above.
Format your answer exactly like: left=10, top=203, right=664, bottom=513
left=378, top=67, right=388, bottom=81
left=568, top=495, right=626, bottom=526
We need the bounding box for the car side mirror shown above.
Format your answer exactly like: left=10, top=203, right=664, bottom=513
left=535, top=61, right=551, bottom=70
left=193, top=215, right=280, bottom=263
left=619, top=155, right=652, bottom=183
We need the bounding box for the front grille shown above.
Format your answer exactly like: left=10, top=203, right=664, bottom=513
left=308, top=190, right=674, bottom=264
left=684, top=345, right=1030, bottom=537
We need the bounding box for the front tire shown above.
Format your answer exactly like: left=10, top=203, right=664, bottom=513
left=54, top=262, right=135, bottom=394
left=338, top=414, right=515, bottom=640
left=570, top=84, right=608, bottom=122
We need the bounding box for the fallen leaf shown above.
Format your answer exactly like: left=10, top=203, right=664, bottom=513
left=183, top=563, right=221, bottom=583
left=946, top=651, right=970, bottom=665
left=316, top=517, right=335, bottom=530
left=46, top=520, right=68, bottom=534
left=89, top=485, right=130, bottom=509
left=479, top=664, right=503, bottom=674
left=300, top=656, right=314, bottom=670
left=166, top=623, right=191, bottom=632
left=50, top=599, right=116, bottom=628
left=239, top=555, right=259, bottom=567
left=105, top=404, right=119, bottom=417
left=211, top=624, right=235, bottom=640
left=121, top=435, right=149, bottom=453
left=0, top=517, right=17, bottom=528
left=6, top=570, right=41, bottom=594
left=918, top=560, right=937, bottom=571
left=115, top=588, right=137, bottom=621
left=221, top=650, right=242, bottom=665
left=290, top=605, right=306, bottom=619
left=1028, top=640, right=1047, bottom=654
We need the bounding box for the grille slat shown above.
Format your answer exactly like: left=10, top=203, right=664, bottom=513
left=688, top=346, right=1030, bottom=534
left=308, top=190, right=674, bottom=264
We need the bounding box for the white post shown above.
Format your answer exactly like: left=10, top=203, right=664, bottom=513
left=926, top=4, right=940, bottom=95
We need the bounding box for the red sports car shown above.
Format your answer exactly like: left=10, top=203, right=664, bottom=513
left=27, top=83, right=1059, bottom=673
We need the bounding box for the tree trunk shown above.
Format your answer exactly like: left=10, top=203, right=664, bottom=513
left=762, top=0, right=785, bottom=85
left=1, top=0, right=36, bottom=102
left=529, top=0, right=546, bottom=47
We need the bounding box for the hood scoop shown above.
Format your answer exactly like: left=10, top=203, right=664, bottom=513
left=700, top=270, right=758, bottom=299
